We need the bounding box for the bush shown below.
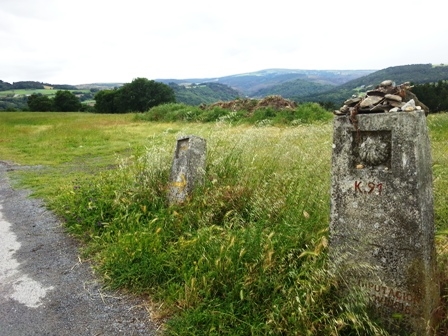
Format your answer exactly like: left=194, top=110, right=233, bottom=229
left=138, top=100, right=332, bottom=126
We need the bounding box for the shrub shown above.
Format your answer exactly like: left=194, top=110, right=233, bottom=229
left=138, top=99, right=333, bottom=125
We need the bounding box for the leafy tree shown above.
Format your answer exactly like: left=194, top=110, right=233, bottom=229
left=0, top=95, right=28, bottom=111
left=116, top=78, right=176, bottom=112
left=94, top=78, right=175, bottom=113
left=94, top=89, right=118, bottom=113
left=80, top=104, right=95, bottom=113
left=53, top=90, right=82, bottom=112
left=27, top=93, right=54, bottom=111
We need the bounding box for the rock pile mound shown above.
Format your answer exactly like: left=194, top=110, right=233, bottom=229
left=201, top=95, right=297, bottom=113
left=334, top=80, right=429, bottom=116
left=255, top=95, right=297, bottom=110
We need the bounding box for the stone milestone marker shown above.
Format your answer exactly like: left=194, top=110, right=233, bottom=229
left=168, top=135, right=206, bottom=204
left=329, top=111, right=439, bottom=334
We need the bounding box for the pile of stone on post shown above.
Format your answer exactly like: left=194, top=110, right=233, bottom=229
left=334, top=80, right=430, bottom=117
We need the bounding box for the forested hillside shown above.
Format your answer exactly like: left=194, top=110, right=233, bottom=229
left=0, top=80, right=77, bottom=91
left=412, top=81, right=448, bottom=112
left=0, top=80, right=12, bottom=90
left=169, top=82, right=242, bottom=105
left=302, top=64, right=448, bottom=105
left=251, top=79, right=334, bottom=100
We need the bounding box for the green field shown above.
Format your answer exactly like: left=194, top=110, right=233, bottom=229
left=0, top=88, right=90, bottom=98
left=0, top=112, right=447, bottom=335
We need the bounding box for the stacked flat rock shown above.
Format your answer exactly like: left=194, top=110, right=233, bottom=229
left=334, top=80, right=428, bottom=115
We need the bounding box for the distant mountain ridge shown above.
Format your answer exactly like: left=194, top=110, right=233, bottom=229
left=157, top=68, right=375, bottom=96
left=9, top=68, right=372, bottom=106
left=157, top=64, right=448, bottom=107
left=2, top=64, right=448, bottom=110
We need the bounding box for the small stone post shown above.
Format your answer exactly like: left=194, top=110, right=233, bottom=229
left=329, top=111, right=439, bottom=334
left=168, top=135, right=206, bottom=205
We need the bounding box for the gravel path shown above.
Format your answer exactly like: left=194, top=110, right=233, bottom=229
left=0, top=161, right=159, bottom=336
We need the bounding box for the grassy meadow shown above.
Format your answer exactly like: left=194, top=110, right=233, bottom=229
left=0, top=111, right=447, bottom=335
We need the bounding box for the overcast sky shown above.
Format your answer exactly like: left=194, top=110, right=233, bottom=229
left=1, top=0, right=447, bottom=84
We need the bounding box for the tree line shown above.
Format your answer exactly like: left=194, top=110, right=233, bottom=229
left=0, top=80, right=78, bottom=91
left=25, top=78, right=175, bottom=113
left=411, top=80, right=448, bottom=112
left=28, top=90, right=83, bottom=112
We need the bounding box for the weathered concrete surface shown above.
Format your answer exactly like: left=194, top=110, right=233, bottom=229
left=168, top=135, right=206, bottom=204
left=329, top=112, right=439, bottom=335
left=0, top=162, right=158, bottom=335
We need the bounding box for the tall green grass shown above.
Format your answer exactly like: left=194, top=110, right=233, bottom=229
left=428, top=114, right=448, bottom=334
left=51, top=123, right=389, bottom=335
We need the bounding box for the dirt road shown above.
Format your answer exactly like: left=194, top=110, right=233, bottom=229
left=0, top=162, right=158, bottom=336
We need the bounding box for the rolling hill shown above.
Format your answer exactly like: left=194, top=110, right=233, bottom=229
left=301, top=64, right=448, bottom=105
left=157, top=68, right=375, bottom=96
left=167, top=82, right=241, bottom=105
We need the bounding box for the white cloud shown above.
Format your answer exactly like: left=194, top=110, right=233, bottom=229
left=1, top=0, right=447, bottom=84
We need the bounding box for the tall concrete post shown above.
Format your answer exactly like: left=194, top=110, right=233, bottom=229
left=168, top=135, right=206, bottom=205
left=329, top=111, right=439, bottom=334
